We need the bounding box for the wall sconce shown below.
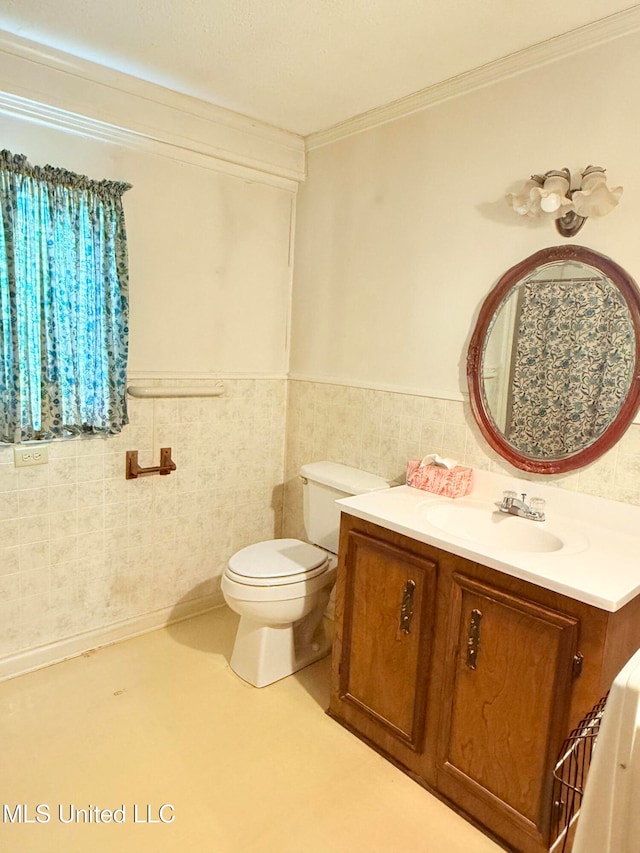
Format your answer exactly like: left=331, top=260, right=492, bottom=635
left=506, top=166, right=622, bottom=237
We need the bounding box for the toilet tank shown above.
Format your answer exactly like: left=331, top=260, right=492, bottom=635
left=300, top=461, right=390, bottom=554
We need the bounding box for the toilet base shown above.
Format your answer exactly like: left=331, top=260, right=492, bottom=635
left=229, top=610, right=332, bottom=688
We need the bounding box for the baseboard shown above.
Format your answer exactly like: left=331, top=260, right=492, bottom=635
left=0, top=592, right=225, bottom=682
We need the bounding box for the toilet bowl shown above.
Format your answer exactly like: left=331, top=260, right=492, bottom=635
left=221, top=538, right=336, bottom=688
left=221, top=462, right=390, bottom=688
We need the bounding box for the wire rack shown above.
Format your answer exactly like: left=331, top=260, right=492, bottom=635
left=549, top=693, right=609, bottom=853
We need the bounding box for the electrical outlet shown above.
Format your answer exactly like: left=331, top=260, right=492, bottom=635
left=14, top=446, right=49, bottom=467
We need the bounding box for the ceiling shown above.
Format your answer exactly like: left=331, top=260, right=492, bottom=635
left=0, top=1, right=637, bottom=136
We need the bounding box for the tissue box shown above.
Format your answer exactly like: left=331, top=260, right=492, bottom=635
left=406, top=460, right=472, bottom=499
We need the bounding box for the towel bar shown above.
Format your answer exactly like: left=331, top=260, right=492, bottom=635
left=127, top=383, right=224, bottom=398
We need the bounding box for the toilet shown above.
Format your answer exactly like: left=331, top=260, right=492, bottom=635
left=221, top=461, right=390, bottom=687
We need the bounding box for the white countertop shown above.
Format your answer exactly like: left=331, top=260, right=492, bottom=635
left=337, top=468, right=640, bottom=613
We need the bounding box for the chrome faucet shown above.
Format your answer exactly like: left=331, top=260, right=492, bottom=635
left=499, top=491, right=546, bottom=522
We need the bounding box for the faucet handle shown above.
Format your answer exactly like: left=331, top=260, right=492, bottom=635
left=529, top=497, right=546, bottom=519
left=501, top=490, right=517, bottom=508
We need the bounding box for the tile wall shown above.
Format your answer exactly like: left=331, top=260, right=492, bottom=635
left=283, top=379, right=640, bottom=541
left=3, top=374, right=640, bottom=673
left=0, top=379, right=286, bottom=665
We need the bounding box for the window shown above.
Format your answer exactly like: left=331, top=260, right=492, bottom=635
left=0, top=149, right=131, bottom=443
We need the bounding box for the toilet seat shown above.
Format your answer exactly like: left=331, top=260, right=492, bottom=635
left=226, top=538, right=330, bottom=587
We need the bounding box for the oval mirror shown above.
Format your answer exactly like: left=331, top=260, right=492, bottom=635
left=467, top=245, right=640, bottom=474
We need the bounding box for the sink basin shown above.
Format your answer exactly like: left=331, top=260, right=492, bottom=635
left=420, top=500, right=565, bottom=553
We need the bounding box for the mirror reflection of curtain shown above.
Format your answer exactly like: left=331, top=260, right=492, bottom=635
left=506, top=278, right=633, bottom=458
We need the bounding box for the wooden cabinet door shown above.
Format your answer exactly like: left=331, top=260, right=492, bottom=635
left=437, top=572, right=579, bottom=851
left=336, top=531, right=438, bottom=752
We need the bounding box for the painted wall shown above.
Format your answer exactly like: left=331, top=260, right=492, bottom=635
left=284, top=29, right=640, bottom=535
left=290, top=31, right=640, bottom=399
left=1, top=114, right=294, bottom=376
left=0, top=73, right=296, bottom=674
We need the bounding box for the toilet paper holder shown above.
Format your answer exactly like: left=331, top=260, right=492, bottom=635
left=126, top=448, right=177, bottom=479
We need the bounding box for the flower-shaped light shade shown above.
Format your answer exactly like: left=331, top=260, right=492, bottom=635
left=534, top=171, right=573, bottom=217
left=506, top=166, right=623, bottom=236
left=572, top=166, right=623, bottom=218
left=506, top=176, right=545, bottom=217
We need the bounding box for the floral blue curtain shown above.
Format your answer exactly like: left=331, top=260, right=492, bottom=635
left=0, top=150, right=131, bottom=443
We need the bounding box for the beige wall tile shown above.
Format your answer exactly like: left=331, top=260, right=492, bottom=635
left=0, top=377, right=287, bottom=665
left=2, top=374, right=637, bottom=670
left=282, top=380, right=640, bottom=543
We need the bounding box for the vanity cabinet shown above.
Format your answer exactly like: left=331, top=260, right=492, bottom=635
left=330, top=513, right=640, bottom=853
left=436, top=573, right=579, bottom=851
left=332, top=531, right=438, bottom=770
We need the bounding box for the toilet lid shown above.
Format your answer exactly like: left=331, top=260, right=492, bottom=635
left=228, top=538, right=329, bottom=585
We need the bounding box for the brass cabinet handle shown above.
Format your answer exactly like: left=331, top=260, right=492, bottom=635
left=572, top=652, right=584, bottom=678
left=400, top=580, right=416, bottom=634
left=466, top=608, right=482, bottom=669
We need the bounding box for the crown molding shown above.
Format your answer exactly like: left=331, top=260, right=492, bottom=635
left=0, top=91, right=299, bottom=191
left=0, top=30, right=305, bottom=184
left=306, top=5, right=640, bottom=151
